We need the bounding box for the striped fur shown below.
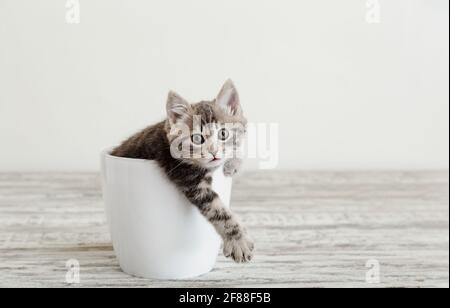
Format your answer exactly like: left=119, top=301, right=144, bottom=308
left=112, top=80, right=254, bottom=263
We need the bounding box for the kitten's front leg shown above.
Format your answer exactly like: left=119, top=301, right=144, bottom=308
left=207, top=197, right=254, bottom=263
left=223, top=158, right=242, bottom=177
left=184, top=185, right=254, bottom=263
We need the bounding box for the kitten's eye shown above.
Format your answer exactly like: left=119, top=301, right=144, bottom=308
left=218, top=128, right=230, bottom=141
left=191, top=134, right=205, bottom=145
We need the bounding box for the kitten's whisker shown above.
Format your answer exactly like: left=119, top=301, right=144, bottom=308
left=167, top=160, right=185, bottom=176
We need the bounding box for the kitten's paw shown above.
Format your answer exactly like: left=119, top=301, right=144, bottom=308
left=223, top=235, right=254, bottom=263
left=223, top=159, right=242, bottom=177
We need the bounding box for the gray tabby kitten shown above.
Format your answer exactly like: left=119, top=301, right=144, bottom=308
left=112, top=80, right=254, bottom=263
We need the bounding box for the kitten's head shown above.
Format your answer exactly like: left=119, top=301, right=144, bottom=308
left=165, top=80, right=247, bottom=170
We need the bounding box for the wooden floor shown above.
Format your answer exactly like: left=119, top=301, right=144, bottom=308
left=0, top=171, right=448, bottom=288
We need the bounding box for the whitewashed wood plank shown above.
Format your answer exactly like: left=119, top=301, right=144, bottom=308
left=0, top=171, right=448, bottom=288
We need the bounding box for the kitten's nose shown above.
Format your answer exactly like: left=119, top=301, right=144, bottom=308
left=209, top=144, right=218, bottom=156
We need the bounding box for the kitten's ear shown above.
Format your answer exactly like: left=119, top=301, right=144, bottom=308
left=166, top=91, right=191, bottom=124
left=216, top=79, right=242, bottom=116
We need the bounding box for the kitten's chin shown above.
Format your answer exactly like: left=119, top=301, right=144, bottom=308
left=182, top=158, right=224, bottom=170
left=204, top=159, right=225, bottom=169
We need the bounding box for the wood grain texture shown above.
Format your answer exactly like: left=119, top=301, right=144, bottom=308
left=0, top=171, right=448, bottom=288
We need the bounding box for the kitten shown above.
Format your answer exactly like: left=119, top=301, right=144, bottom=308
left=112, top=80, right=254, bottom=263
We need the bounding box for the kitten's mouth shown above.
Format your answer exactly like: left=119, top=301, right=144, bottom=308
left=211, top=157, right=221, bottom=162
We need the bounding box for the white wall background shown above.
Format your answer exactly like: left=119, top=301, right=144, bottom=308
left=0, top=0, right=448, bottom=171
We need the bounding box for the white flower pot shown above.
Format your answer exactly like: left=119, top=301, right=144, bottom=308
left=101, top=150, right=232, bottom=279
